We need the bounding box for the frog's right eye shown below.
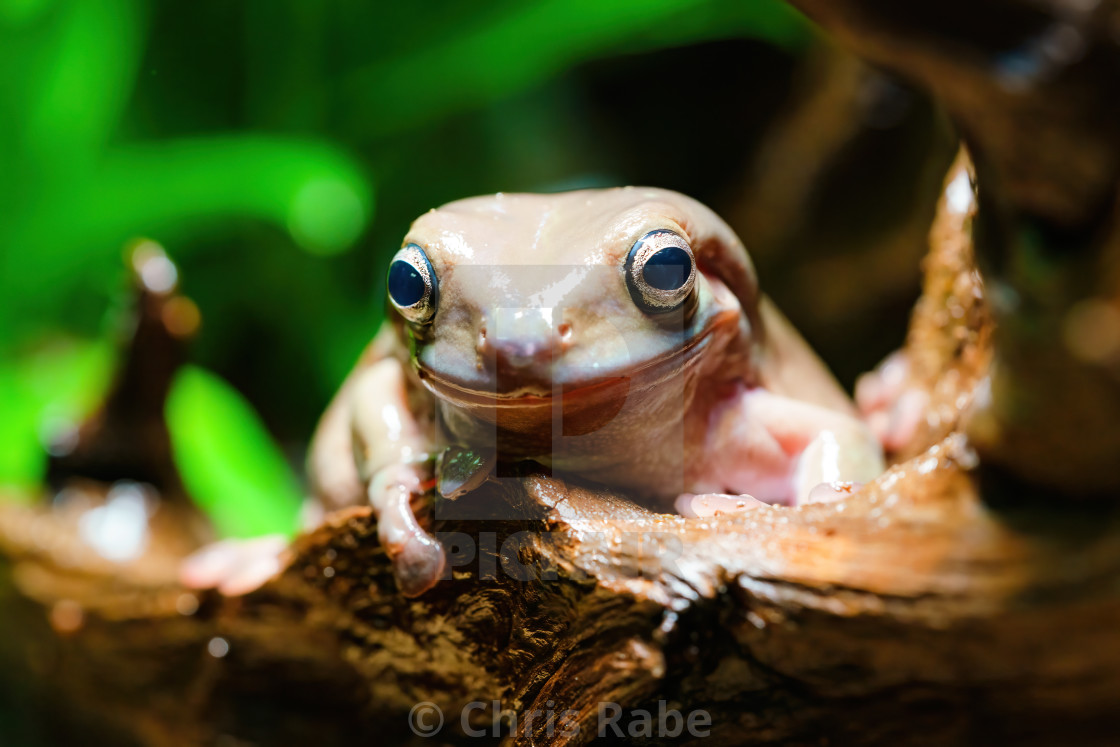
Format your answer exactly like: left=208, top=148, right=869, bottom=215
left=388, top=244, right=439, bottom=324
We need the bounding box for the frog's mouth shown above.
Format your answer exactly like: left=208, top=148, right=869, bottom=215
left=416, top=305, right=741, bottom=410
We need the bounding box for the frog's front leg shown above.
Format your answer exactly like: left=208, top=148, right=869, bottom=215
left=348, top=358, right=445, bottom=597
left=690, top=386, right=884, bottom=510
left=181, top=351, right=446, bottom=598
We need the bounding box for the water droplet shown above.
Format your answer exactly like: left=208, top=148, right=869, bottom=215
left=208, top=637, right=230, bottom=658
left=175, top=593, right=199, bottom=616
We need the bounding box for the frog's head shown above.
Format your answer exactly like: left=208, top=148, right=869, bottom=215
left=387, top=187, right=760, bottom=407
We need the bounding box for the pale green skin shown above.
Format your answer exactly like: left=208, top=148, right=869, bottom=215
left=308, top=187, right=884, bottom=596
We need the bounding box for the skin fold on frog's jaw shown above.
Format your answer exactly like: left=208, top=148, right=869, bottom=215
left=411, top=300, right=741, bottom=407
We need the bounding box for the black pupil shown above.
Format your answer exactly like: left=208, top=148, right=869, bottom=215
left=388, top=259, right=426, bottom=307
left=642, top=246, right=691, bottom=291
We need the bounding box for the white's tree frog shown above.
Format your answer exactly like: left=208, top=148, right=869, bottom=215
left=185, top=188, right=883, bottom=597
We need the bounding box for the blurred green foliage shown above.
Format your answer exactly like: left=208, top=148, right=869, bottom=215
left=166, top=366, right=303, bottom=538
left=0, top=338, right=112, bottom=494
left=0, top=0, right=810, bottom=529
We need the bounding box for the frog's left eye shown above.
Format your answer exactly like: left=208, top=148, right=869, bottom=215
left=388, top=243, right=439, bottom=324
left=625, top=230, right=696, bottom=314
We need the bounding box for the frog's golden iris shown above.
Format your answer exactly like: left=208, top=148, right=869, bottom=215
left=387, top=243, right=438, bottom=325
left=624, top=229, right=697, bottom=314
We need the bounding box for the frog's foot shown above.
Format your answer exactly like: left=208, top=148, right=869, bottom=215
left=804, top=480, right=862, bottom=504
left=675, top=481, right=865, bottom=517
left=436, top=445, right=495, bottom=500
left=370, top=465, right=445, bottom=598
left=675, top=493, right=769, bottom=518
left=856, top=350, right=928, bottom=453
left=179, top=535, right=289, bottom=596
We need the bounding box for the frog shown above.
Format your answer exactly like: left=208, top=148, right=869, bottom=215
left=182, top=187, right=884, bottom=598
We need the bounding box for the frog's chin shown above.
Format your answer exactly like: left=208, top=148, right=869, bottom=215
left=416, top=307, right=741, bottom=409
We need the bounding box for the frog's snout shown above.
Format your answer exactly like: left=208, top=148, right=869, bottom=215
left=484, top=336, right=556, bottom=366
left=478, top=307, right=567, bottom=390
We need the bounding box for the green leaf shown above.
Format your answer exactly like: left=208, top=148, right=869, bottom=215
left=92, top=136, right=373, bottom=257
left=166, top=365, right=302, bottom=539
left=0, top=368, right=48, bottom=496
left=0, top=338, right=114, bottom=496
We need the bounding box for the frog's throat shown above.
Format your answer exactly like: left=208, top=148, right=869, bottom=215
left=416, top=306, right=741, bottom=408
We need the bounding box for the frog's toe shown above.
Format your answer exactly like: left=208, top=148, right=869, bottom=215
left=804, top=480, right=861, bottom=504
left=883, top=388, right=929, bottom=452
left=857, top=351, right=928, bottom=452
left=372, top=474, right=446, bottom=597
left=675, top=493, right=768, bottom=518
left=217, top=546, right=286, bottom=596
left=179, top=535, right=288, bottom=595
left=856, top=350, right=910, bottom=413
left=179, top=539, right=241, bottom=589
left=391, top=533, right=446, bottom=597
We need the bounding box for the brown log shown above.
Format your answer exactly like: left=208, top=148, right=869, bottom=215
left=785, top=0, right=1120, bottom=494
left=6, top=437, right=1120, bottom=744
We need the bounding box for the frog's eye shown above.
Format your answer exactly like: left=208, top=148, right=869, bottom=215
left=388, top=243, right=439, bottom=324
left=625, top=230, right=696, bottom=313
